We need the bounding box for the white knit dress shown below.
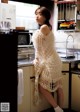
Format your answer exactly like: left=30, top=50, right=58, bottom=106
left=32, top=30, right=63, bottom=105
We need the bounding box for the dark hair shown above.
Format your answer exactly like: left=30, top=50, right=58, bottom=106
left=35, top=6, right=52, bottom=29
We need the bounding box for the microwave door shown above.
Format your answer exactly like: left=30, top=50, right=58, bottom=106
left=18, top=33, right=30, bottom=45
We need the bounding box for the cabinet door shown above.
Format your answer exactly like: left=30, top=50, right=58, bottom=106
left=76, top=0, right=80, bottom=30
left=62, top=73, right=69, bottom=108
left=30, top=66, right=51, bottom=112
left=62, top=63, right=69, bottom=108
left=72, top=74, right=80, bottom=112
left=57, top=1, right=77, bottom=31
left=18, top=66, right=31, bottom=112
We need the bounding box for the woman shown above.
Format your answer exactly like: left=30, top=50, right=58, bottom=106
left=32, top=6, right=64, bottom=112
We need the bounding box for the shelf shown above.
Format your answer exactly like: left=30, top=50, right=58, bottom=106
left=58, top=19, right=75, bottom=21
left=57, top=0, right=77, bottom=4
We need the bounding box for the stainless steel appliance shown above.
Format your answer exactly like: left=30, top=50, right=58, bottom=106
left=17, top=30, right=33, bottom=47
left=17, top=30, right=34, bottom=60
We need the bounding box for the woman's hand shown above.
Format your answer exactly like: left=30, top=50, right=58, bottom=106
left=33, top=58, right=39, bottom=65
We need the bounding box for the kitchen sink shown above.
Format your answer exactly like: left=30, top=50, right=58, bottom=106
left=62, top=56, right=75, bottom=59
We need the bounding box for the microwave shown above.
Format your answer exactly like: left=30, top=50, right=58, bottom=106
left=16, top=30, right=33, bottom=47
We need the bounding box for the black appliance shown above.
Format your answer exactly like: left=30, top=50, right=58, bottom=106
left=0, top=32, right=17, bottom=112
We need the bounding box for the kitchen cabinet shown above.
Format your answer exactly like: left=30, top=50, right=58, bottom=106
left=71, top=63, right=80, bottom=111
left=62, top=63, right=69, bottom=108
left=18, top=66, right=51, bottom=112
left=76, top=0, right=80, bottom=31
left=57, top=1, right=77, bottom=31
left=72, top=74, right=80, bottom=112
left=18, top=66, right=31, bottom=112
left=18, top=61, right=80, bottom=112
left=61, top=62, right=80, bottom=111
left=62, top=73, right=69, bottom=108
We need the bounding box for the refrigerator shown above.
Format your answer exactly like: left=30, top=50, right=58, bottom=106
left=0, top=32, right=18, bottom=112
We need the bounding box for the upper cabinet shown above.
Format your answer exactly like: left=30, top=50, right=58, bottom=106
left=57, top=0, right=77, bottom=31
left=76, top=0, right=80, bottom=31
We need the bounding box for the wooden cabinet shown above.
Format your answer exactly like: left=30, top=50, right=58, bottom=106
left=61, top=62, right=80, bottom=111
left=62, top=63, right=69, bottom=108
left=18, top=66, right=31, bottom=112
left=57, top=1, right=77, bottom=31
left=18, top=62, right=80, bottom=112
left=62, top=73, right=69, bottom=108
left=18, top=66, right=51, bottom=112
left=76, top=0, right=80, bottom=31
left=71, top=63, right=80, bottom=111
left=72, top=74, right=80, bottom=111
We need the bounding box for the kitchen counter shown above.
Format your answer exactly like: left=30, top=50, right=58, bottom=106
left=18, top=54, right=80, bottom=67
left=61, top=56, right=80, bottom=63
left=18, top=59, right=33, bottom=67
left=18, top=47, right=80, bottom=67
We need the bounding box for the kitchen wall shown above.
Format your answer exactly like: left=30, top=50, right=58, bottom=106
left=53, top=3, right=80, bottom=49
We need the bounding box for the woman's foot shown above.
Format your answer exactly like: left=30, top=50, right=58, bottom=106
left=54, top=106, right=64, bottom=112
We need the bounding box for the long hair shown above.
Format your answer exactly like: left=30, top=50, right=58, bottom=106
left=35, top=6, right=52, bottom=29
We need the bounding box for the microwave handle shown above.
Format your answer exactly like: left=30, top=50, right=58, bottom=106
left=29, top=33, right=33, bottom=45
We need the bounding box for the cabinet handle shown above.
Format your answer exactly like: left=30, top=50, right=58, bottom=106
left=30, top=76, right=35, bottom=79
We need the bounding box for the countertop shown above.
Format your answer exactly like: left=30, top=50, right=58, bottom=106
left=18, top=54, right=80, bottom=68
left=18, top=58, right=33, bottom=67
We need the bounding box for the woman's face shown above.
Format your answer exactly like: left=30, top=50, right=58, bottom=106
left=35, top=9, right=46, bottom=25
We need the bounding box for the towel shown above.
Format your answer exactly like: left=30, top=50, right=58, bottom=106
left=18, top=69, right=24, bottom=104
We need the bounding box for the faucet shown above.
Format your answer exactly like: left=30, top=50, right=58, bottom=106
left=66, top=34, right=75, bottom=58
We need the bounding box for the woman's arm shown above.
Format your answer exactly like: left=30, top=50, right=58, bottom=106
left=40, top=24, right=51, bottom=36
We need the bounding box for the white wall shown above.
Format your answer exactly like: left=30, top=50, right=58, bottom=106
left=52, top=3, right=80, bottom=49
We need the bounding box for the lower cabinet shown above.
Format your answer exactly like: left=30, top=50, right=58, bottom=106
left=62, top=73, right=69, bottom=108
left=18, top=63, right=80, bottom=112
left=62, top=62, right=80, bottom=111
left=18, top=66, right=31, bottom=112
left=72, top=74, right=80, bottom=112
left=62, top=63, right=69, bottom=109
left=18, top=66, right=51, bottom=112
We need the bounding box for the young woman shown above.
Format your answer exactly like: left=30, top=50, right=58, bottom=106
left=32, top=6, right=64, bottom=112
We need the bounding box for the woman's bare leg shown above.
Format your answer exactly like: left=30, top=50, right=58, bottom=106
left=57, top=88, right=64, bottom=108
left=39, top=84, right=58, bottom=108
